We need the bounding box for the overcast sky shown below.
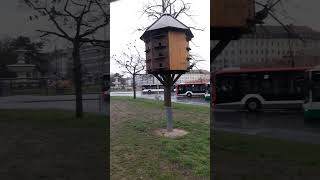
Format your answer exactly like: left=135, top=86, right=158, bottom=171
left=1, top=0, right=320, bottom=72
left=110, top=0, right=210, bottom=74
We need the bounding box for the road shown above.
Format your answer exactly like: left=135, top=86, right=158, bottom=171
left=111, top=91, right=209, bottom=106
left=1, top=92, right=320, bottom=144
left=213, top=108, right=320, bottom=144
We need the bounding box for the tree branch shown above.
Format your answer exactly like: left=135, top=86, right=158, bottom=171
left=36, top=30, right=69, bottom=39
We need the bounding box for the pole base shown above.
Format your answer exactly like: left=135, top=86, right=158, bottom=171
left=153, top=128, right=188, bottom=139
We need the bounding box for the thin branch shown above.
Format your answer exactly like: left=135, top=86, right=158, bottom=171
left=63, top=0, right=77, bottom=19
left=36, top=30, right=69, bottom=39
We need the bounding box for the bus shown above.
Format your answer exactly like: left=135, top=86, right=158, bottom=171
left=204, top=83, right=211, bottom=101
left=141, top=84, right=164, bottom=94
left=176, top=82, right=209, bottom=97
left=212, top=67, right=309, bottom=111
left=303, top=67, right=320, bottom=119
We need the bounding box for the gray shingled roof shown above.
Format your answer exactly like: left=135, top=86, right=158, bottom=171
left=140, top=14, right=193, bottom=40
left=147, top=14, right=188, bottom=31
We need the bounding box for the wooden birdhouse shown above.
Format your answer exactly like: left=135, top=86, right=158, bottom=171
left=140, top=14, right=194, bottom=74
left=211, top=0, right=255, bottom=39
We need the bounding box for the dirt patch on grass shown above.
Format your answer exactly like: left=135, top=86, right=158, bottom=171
left=153, top=128, right=188, bottom=138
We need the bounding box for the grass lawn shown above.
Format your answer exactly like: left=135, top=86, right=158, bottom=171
left=0, top=109, right=107, bottom=180
left=213, top=130, right=320, bottom=180
left=111, top=97, right=210, bottom=180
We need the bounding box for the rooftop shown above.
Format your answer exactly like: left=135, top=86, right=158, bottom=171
left=140, top=14, right=193, bottom=40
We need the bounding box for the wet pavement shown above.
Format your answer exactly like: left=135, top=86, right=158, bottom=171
left=213, top=109, right=320, bottom=144
left=111, top=91, right=210, bottom=106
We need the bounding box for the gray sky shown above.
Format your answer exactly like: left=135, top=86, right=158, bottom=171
left=1, top=0, right=320, bottom=66
left=0, top=0, right=53, bottom=47
left=110, top=0, right=210, bottom=74
left=0, top=0, right=109, bottom=51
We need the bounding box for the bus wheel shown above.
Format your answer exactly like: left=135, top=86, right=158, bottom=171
left=187, top=93, right=192, bottom=98
left=245, top=98, right=261, bottom=112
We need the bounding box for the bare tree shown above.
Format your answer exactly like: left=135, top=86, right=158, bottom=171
left=113, top=43, right=145, bottom=99
left=22, top=0, right=109, bottom=118
left=140, top=0, right=203, bottom=31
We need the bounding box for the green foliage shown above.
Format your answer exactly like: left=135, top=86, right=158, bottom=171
left=0, top=36, right=47, bottom=78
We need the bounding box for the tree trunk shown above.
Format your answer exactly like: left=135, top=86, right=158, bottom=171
left=164, top=84, right=173, bottom=132
left=133, top=74, right=136, bottom=99
left=72, top=41, right=83, bottom=118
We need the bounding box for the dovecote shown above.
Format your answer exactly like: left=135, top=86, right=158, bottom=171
left=141, top=14, right=194, bottom=73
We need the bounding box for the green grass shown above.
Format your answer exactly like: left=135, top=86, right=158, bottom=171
left=0, top=109, right=107, bottom=180
left=111, top=97, right=210, bottom=179
left=213, top=130, right=320, bottom=180
left=0, top=109, right=106, bottom=127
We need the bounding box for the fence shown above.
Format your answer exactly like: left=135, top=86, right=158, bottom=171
left=0, top=78, right=103, bottom=96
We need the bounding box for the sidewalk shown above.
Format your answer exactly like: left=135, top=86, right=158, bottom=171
left=0, top=94, right=101, bottom=103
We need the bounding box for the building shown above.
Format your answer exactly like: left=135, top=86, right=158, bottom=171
left=135, top=69, right=210, bottom=86
left=175, top=69, right=210, bottom=84
left=79, top=45, right=109, bottom=84
left=48, top=44, right=109, bottom=84
left=48, top=48, right=72, bottom=79
left=212, top=25, right=320, bottom=71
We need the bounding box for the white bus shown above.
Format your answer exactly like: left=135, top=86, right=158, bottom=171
left=176, top=82, right=210, bottom=97
left=141, top=84, right=164, bottom=94
left=303, top=67, right=320, bottom=120
left=213, top=67, right=308, bottom=111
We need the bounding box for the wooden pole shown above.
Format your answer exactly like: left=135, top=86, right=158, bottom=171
left=164, top=83, right=173, bottom=131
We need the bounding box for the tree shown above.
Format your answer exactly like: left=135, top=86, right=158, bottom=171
left=141, top=0, right=203, bottom=31
left=113, top=43, right=145, bottom=99
left=0, top=36, right=47, bottom=78
left=22, top=0, right=109, bottom=118
left=110, top=73, right=126, bottom=88
left=10, top=36, right=48, bottom=77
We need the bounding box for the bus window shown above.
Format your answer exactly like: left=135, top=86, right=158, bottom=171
left=312, top=72, right=320, bottom=102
